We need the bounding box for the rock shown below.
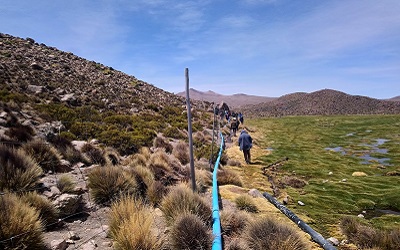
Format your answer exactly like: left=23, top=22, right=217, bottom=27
left=352, top=172, right=368, bottom=177
left=297, top=201, right=305, bottom=206
left=68, top=231, right=80, bottom=240
left=328, top=171, right=333, bottom=175
left=51, top=239, right=68, bottom=250
left=27, top=84, right=45, bottom=94
left=357, top=214, right=365, bottom=218
left=31, top=62, right=44, bottom=70
left=248, top=188, right=263, bottom=198
left=81, top=240, right=97, bottom=250
left=341, top=179, right=347, bottom=182
left=72, top=140, right=87, bottom=151
left=53, top=194, right=82, bottom=217
left=327, top=237, right=340, bottom=246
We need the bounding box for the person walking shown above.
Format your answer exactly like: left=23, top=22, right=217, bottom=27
left=230, top=117, right=239, bottom=136
left=238, top=129, right=253, bottom=164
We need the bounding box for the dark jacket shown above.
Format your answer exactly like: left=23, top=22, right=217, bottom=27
left=238, top=130, right=252, bottom=151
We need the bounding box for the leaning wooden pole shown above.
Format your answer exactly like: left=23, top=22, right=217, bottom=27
left=263, top=192, right=336, bottom=250
left=185, top=68, right=196, bottom=192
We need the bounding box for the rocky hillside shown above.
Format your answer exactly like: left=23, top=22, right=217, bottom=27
left=242, top=89, right=400, bottom=117
left=176, top=88, right=275, bottom=108
left=0, top=33, right=208, bottom=114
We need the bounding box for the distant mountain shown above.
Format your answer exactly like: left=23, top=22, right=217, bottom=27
left=241, top=89, right=400, bottom=117
left=176, top=88, right=275, bottom=108
left=387, top=96, right=400, bottom=101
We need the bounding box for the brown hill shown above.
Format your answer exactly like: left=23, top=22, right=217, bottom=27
left=242, top=89, right=400, bottom=117
left=176, top=88, right=275, bottom=108
left=387, top=96, right=400, bottom=101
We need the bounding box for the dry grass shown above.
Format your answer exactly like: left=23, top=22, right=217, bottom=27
left=109, top=196, right=163, bottom=249
left=147, top=149, right=172, bottom=179
left=81, top=143, right=106, bottom=166
left=169, top=213, right=212, bottom=250
left=5, top=124, right=34, bottom=142
left=139, top=147, right=152, bottom=160
left=147, top=180, right=168, bottom=207
left=0, top=145, right=43, bottom=192
left=173, top=141, right=190, bottom=165
left=153, top=136, right=173, bottom=153
left=22, top=139, right=63, bottom=173
left=234, top=195, right=259, bottom=213
left=244, top=217, right=308, bottom=250
left=0, top=193, right=45, bottom=249
left=280, top=175, right=307, bottom=188
left=104, top=147, right=120, bottom=165
left=88, top=166, right=138, bottom=205
left=220, top=209, right=251, bottom=237
left=195, top=169, right=212, bottom=193
left=20, top=191, right=59, bottom=228
left=129, top=165, right=155, bottom=200
left=56, top=174, right=76, bottom=193
left=160, top=183, right=212, bottom=226
left=218, top=168, right=243, bottom=187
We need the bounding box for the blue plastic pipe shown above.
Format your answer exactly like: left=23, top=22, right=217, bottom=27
left=211, top=132, right=224, bottom=250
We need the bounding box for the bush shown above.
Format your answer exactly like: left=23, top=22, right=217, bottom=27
left=57, top=174, right=75, bottom=193
left=88, top=166, right=138, bottom=205
left=169, top=213, right=212, bottom=250
left=160, top=183, right=211, bottom=226
left=0, top=145, right=43, bottom=192
left=235, top=195, right=258, bottom=213
left=20, top=192, right=59, bottom=228
left=163, top=127, right=186, bottom=139
left=244, top=217, right=307, bottom=250
left=173, top=141, right=190, bottom=165
left=109, top=196, right=163, bottom=250
left=22, top=139, right=63, bottom=172
left=0, top=193, right=45, bottom=249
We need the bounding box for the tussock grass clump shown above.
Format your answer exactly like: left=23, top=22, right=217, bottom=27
left=147, top=150, right=172, bottom=180
left=173, top=141, right=190, bottom=165
left=160, top=183, right=212, bottom=225
left=81, top=143, right=106, bottom=166
left=127, top=153, right=148, bottom=168
left=0, top=145, right=43, bottom=192
left=195, top=169, right=212, bottom=193
left=226, top=238, right=247, bottom=250
left=235, top=195, right=258, bottom=213
left=5, top=124, right=35, bottom=142
left=153, top=136, right=173, bottom=153
left=20, top=191, right=59, bottom=228
left=147, top=181, right=168, bottom=207
left=0, top=193, right=45, bottom=249
left=105, top=147, right=120, bottom=165
left=130, top=165, right=155, bottom=199
left=227, top=158, right=242, bottom=167
left=244, top=217, right=308, bottom=250
left=88, top=166, right=138, bottom=205
left=139, top=147, right=152, bottom=161
left=48, top=135, right=89, bottom=165
left=109, top=196, right=163, bottom=249
left=220, top=210, right=251, bottom=237
left=57, top=174, right=76, bottom=193
left=340, top=216, right=383, bottom=249
left=22, top=139, right=63, bottom=172
left=218, top=169, right=243, bottom=187
left=169, top=213, right=212, bottom=250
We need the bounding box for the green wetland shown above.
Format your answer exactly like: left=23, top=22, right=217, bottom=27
left=246, top=114, right=400, bottom=235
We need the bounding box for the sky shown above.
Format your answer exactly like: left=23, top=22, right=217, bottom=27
left=1, top=0, right=400, bottom=99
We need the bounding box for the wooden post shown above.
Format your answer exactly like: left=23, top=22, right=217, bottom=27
left=185, top=68, right=196, bottom=192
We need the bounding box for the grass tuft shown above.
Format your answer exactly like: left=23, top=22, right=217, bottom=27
left=169, top=213, right=212, bottom=250
left=0, top=145, right=43, bottom=192
left=81, top=143, right=106, bottom=166
left=234, top=195, right=258, bottom=213
left=220, top=209, right=251, bottom=237
left=244, top=217, right=308, bottom=250
left=20, top=191, right=59, bottom=228
left=22, top=139, right=63, bottom=173
left=173, top=141, right=190, bottom=165
left=0, top=193, right=45, bottom=249
left=218, top=168, right=243, bottom=187
left=57, top=174, right=76, bottom=193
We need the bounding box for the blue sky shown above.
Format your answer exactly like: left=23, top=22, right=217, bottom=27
left=1, top=0, right=399, bottom=99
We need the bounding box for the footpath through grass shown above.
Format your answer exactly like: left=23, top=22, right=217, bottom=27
left=244, top=115, right=400, bottom=236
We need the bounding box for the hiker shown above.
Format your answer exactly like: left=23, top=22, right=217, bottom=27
left=230, top=117, right=239, bottom=136
left=238, top=112, right=244, bottom=124
left=238, top=129, right=253, bottom=164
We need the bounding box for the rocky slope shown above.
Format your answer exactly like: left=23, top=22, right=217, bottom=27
left=241, top=89, right=400, bottom=117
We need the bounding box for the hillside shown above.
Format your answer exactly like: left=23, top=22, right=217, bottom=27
left=176, top=88, right=275, bottom=108
left=241, top=89, right=400, bottom=117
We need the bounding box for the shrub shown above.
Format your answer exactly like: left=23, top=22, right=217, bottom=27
left=160, top=183, right=212, bottom=226
left=244, top=217, right=307, bottom=250
left=109, top=196, right=163, bottom=249
left=163, top=127, right=186, bottom=139
left=0, top=145, right=43, bottom=192
left=235, top=195, right=258, bottom=213
left=173, top=141, right=190, bottom=165
left=22, top=139, right=63, bottom=172
left=20, top=192, right=59, bottom=228
left=57, top=174, right=76, bottom=193
left=220, top=210, right=250, bottom=237
left=0, top=193, right=45, bottom=249
left=88, top=166, right=138, bottom=205
left=169, top=213, right=212, bottom=250
left=218, top=169, right=243, bottom=187
left=81, top=143, right=106, bottom=166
